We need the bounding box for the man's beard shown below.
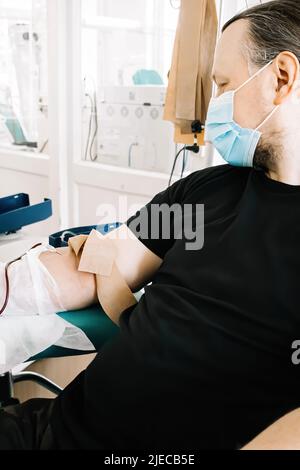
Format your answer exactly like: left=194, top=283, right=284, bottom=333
left=253, top=136, right=282, bottom=172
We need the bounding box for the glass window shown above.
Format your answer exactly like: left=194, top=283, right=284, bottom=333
left=81, top=0, right=180, bottom=174
left=0, top=0, right=48, bottom=152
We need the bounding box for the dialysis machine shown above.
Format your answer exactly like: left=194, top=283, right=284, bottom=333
left=95, top=86, right=179, bottom=174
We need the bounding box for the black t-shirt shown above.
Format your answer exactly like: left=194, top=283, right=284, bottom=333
left=50, top=164, right=300, bottom=450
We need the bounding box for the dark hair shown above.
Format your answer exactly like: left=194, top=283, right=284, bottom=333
left=222, top=0, right=300, bottom=67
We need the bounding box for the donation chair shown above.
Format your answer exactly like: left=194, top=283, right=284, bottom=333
left=0, top=222, right=136, bottom=407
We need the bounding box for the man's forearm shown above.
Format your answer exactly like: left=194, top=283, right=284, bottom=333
left=39, top=247, right=98, bottom=311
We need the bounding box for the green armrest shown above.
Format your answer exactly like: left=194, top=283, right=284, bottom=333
left=30, top=306, right=120, bottom=361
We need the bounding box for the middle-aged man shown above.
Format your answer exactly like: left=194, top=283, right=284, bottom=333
left=1, top=0, right=300, bottom=450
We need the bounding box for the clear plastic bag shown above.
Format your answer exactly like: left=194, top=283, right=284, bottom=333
left=0, top=244, right=95, bottom=374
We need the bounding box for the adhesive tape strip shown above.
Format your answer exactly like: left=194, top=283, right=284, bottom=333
left=96, top=263, right=138, bottom=325
left=77, top=229, right=117, bottom=277
left=68, top=229, right=137, bottom=325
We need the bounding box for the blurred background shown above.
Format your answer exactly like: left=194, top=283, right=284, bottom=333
left=0, top=0, right=265, bottom=237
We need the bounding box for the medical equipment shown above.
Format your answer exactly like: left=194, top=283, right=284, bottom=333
left=168, top=120, right=203, bottom=186
left=205, top=61, right=279, bottom=168
left=0, top=193, right=52, bottom=235
left=0, top=102, right=27, bottom=146
left=96, top=86, right=179, bottom=174
left=0, top=88, right=37, bottom=148
left=132, top=70, right=164, bottom=86
left=9, top=24, right=41, bottom=144
left=83, top=77, right=98, bottom=162
left=49, top=223, right=121, bottom=248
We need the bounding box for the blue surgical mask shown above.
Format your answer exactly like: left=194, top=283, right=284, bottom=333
left=205, top=61, right=279, bottom=167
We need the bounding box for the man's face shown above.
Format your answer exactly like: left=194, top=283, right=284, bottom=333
left=211, top=19, right=288, bottom=169
left=212, top=19, right=276, bottom=131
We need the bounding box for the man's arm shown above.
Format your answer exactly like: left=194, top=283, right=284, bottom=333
left=107, top=224, right=163, bottom=292
left=40, top=171, right=191, bottom=315
left=39, top=224, right=163, bottom=312
left=241, top=409, right=300, bottom=450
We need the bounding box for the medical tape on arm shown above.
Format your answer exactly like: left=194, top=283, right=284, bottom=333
left=68, top=229, right=137, bottom=325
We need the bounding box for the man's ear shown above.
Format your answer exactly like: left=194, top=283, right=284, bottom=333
left=273, top=51, right=300, bottom=105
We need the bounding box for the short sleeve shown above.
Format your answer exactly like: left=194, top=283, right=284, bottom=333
left=125, top=175, right=190, bottom=259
